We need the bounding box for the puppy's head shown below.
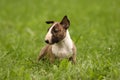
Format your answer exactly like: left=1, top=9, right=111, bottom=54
left=45, top=16, right=70, bottom=44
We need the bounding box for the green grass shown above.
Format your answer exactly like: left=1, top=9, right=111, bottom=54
left=0, top=0, right=120, bottom=80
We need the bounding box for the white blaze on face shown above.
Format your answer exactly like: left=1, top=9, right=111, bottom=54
left=45, top=23, right=56, bottom=44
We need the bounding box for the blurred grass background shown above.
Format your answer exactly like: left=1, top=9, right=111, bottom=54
left=0, top=0, right=120, bottom=80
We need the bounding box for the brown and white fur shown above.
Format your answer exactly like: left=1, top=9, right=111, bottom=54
left=37, top=16, right=76, bottom=64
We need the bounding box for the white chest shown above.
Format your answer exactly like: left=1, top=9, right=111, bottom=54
left=52, top=44, right=73, bottom=58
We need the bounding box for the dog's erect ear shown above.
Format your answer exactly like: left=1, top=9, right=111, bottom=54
left=60, top=16, right=70, bottom=29
left=46, top=21, right=54, bottom=24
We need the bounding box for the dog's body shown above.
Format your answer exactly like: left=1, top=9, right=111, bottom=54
left=37, top=16, right=76, bottom=63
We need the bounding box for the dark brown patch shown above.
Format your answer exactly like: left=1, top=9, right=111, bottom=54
left=51, top=23, right=66, bottom=44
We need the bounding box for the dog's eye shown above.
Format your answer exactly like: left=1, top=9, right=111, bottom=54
left=54, top=28, right=59, bottom=33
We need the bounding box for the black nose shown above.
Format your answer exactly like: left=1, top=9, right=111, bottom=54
left=45, top=40, right=49, bottom=44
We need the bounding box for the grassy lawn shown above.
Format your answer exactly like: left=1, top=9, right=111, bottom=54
left=0, top=0, right=120, bottom=80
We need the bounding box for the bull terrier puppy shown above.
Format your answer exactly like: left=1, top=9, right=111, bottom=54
left=37, top=16, right=76, bottom=64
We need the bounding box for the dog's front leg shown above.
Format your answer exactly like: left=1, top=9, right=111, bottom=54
left=49, top=53, right=55, bottom=63
left=37, top=45, right=49, bottom=61
left=71, top=45, right=77, bottom=64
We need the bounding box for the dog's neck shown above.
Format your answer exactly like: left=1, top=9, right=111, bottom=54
left=52, top=30, right=73, bottom=58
